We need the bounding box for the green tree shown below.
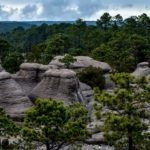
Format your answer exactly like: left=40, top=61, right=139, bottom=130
left=94, top=73, right=150, bottom=150
left=0, top=38, right=12, bottom=62
left=59, top=54, right=77, bottom=68
left=129, top=34, right=150, bottom=64
left=45, top=33, right=69, bottom=56
left=0, top=107, right=19, bottom=149
left=123, top=16, right=138, bottom=34
left=26, top=43, right=47, bottom=64
left=137, top=13, right=150, bottom=37
left=91, top=33, right=136, bottom=73
left=21, top=99, right=90, bottom=150
left=0, top=107, right=19, bottom=137
left=2, top=51, right=24, bottom=73
left=77, top=66, right=105, bottom=90
left=97, top=12, right=112, bottom=30
left=112, top=14, right=123, bottom=29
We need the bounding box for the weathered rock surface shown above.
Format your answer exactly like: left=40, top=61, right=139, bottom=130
left=30, top=69, right=85, bottom=104
left=0, top=71, right=33, bottom=121
left=13, top=63, right=51, bottom=95
left=132, top=62, right=150, bottom=78
left=79, top=82, right=94, bottom=104
left=49, top=56, right=111, bottom=73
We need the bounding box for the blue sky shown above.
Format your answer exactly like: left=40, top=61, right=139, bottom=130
left=0, top=0, right=149, bottom=21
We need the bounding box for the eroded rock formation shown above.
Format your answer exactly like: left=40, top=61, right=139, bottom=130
left=0, top=71, right=33, bottom=121
left=13, top=63, right=51, bottom=95
left=50, top=56, right=111, bottom=73
left=132, top=62, right=150, bottom=78
left=30, top=69, right=85, bottom=105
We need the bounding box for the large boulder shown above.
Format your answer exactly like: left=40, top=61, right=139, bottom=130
left=132, top=62, right=150, bottom=78
left=0, top=71, right=33, bottom=121
left=49, top=56, right=111, bottom=73
left=29, top=69, right=85, bottom=105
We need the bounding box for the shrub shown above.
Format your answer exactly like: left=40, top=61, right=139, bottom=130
left=77, top=66, right=105, bottom=90
left=59, top=54, right=76, bottom=68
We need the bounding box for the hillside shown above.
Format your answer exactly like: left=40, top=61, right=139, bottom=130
left=0, top=21, right=96, bottom=33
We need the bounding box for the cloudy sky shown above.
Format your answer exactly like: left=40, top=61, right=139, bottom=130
left=0, top=0, right=149, bottom=21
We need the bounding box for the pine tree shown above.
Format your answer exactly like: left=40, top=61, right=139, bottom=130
left=94, top=73, right=150, bottom=150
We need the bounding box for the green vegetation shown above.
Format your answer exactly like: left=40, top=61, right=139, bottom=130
left=0, top=107, right=19, bottom=137
left=0, top=13, right=150, bottom=72
left=94, top=73, right=150, bottom=150
left=59, top=54, right=77, bottom=68
left=2, top=51, right=24, bottom=73
left=0, top=13, right=150, bottom=149
left=0, top=107, right=19, bottom=149
left=77, top=66, right=105, bottom=90
left=0, top=99, right=89, bottom=150
left=21, top=99, right=89, bottom=150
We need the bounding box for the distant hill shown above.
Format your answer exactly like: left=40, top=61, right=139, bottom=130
left=0, top=21, right=96, bottom=33
left=0, top=22, right=32, bottom=33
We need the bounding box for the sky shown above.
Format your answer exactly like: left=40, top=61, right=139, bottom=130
left=0, top=0, right=150, bottom=21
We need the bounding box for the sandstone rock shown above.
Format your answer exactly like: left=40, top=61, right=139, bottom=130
left=30, top=69, right=85, bottom=104
left=14, top=63, right=51, bottom=95
left=15, top=63, right=41, bottom=94
left=17, top=63, right=41, bottom=80
left=132, top=62, right=150, bottom=78
left=0, top=71, right=33, bottom=121
left=49, top=56, right=111, bottom=73
left=79, top=82, right=94, bottom=104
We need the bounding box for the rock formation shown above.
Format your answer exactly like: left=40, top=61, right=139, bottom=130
left=79, top=82, right=94, bottom=104
left=132, top=62, right=150, bottom=78
left=50, top=56, right=111, bottom=73
left=0, top=71, right=33, bottom=121
left=13, top=63, right=51, bottom=95
left=30, top=69, right=85, bottom=105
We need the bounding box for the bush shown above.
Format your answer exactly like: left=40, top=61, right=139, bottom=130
left=2, top=51, right=24, bottom=73
left=77, top=66, right=105, bottom=90
left=59, top=54, right=76, bottom=68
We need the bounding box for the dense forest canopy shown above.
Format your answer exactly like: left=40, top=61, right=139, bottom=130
left=0, top=13, right=150, bottom=73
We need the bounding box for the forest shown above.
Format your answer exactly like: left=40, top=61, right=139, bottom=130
left=0, top=13, right=150, bottom=73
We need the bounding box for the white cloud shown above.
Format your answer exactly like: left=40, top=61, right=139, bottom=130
left=0, top=0, right=150, bottom=21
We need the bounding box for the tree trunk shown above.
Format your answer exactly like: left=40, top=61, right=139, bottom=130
left=128, top=132, right=133, bottom=150
left=46, top=142, right=50, bottom=150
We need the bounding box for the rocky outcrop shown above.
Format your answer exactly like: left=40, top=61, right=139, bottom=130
left=49, top=56, right=111, bottom=73
left=0, top=71, right=33, bottom=121
left=13, top=63, right=51, bottom=95
left=30, top=69, right=85, bottom=105
left=13, top=63, right=40, bottom=96
left=132, top=62, right=150, bottom=78
left=79, top=82, right=94, bottom=104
